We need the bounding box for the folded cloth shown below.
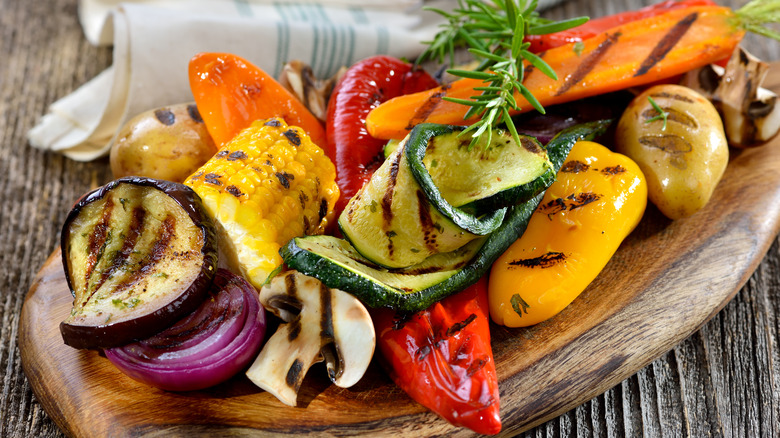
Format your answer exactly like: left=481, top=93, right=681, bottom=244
left=28, top=0, right=567, bottom=161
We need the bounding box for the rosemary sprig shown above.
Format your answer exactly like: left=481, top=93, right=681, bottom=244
left=734, top=0, right=780, bottom=41
left=418, top=0, right=588, bottom=148
left=645, top=96, right=669, bottom=130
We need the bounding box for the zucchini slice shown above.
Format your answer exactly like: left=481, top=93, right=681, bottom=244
left=339, top=123, right=552, bottom=268
left=284, top=120, right=612, bottom=312
left=408, top=123, right=554, bottom=216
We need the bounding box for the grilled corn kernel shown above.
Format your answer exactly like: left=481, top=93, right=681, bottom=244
left=185, top=117, right=339, bottom=288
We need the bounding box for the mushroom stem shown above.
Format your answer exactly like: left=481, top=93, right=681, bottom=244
left=278, top=61, right=346, bottom=122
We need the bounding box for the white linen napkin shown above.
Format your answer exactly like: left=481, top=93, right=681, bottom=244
left=29, top=0, right=566, bottom=161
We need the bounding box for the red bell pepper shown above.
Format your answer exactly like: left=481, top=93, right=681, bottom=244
left=373, top=276, right=501, bottom=435
left=325, top=55, right=438, bottom=217
left=525, top=0, right=716, bottom=53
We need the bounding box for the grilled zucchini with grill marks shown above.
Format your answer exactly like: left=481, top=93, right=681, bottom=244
left=339, top=123, right=554, bottom=269
left=60, top=177, right=218, bottom=349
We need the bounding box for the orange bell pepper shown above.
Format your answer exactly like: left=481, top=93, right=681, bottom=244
left=489, top=141, right=647, bottom=327
left=188, top=52, right=327, bottom=149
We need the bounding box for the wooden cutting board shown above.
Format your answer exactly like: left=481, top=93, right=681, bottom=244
left=18, top=66, right=780, bottom=437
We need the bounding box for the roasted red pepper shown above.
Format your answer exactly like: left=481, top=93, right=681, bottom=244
left=325, top=55, right=438, bottom=217
left=373, top=276, right=501, bottom=435
left=525, top=0, right=716, bottom=53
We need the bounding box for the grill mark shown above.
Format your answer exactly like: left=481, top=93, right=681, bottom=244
left=404, top=84, right=451, bottom=130
left=204, top=173, right=222, bottom=186
left=520, top=136, right=543, bottom=154
left=92, top=206, right=146, bottom=294
left=275, top=172, right=294, bottom=189
left=601, top=165, right=627, bottom=176
left=286, top=274, right=301, bottom=342
left=466, top=355, right=488, bottom=377
left=561, top=160, right=590, bottom=173
left=226, top=185, right=243, bottom=198
left=634, top=12, right=698, bottom=77
left=154, top=108, right=176, bottom=126
left=650, top=91, right=695, bottom=104
left=567, top=192, right=601, bottom=211
left=283, top=129, right=302, bottom=146
left=538, top=192, right=602, bottom=218
left=416, top=190, right=437, bottom=253
left=381, top=146, right=403, bottom=226
left=286, top=358, right=304, bottom=391
left=386, top=231, right=395, bottom=260
left=416, top=344, right=432, bottom=362
left=318, top=198, right=328, bottom=222
left=319, top=282, right=334, bottom=342
left=556, top=32, right=620, bottom=97
left=319, top=282, right=340, bottom=380
left=227, top=150, right=248, bottom=161
left=364, top=149, right=387, bottom=174
left=187, top=104, right=204, bottom=123
left=446, top=313, right=477, bottom=337
left=84, top=197, right=115, bottom=294
left=110, top=215, right=177, bottom=295
left=509, top=251, right=567, bottom=268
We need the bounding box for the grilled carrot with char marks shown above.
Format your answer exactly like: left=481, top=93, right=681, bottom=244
left=366, top=5, right=743, bottom=140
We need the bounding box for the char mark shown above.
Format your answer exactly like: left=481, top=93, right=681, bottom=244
left=556, top=32, right=620, bottom=96
left=111, top=215, right=177, bottom=296
left=381, top=146, right=403, bottom=226
left=634, top=12, right=698, bottom=77
left=154, top=108, right=176, bottom=126
left=509, top=251, right=567, bottom=269
left=404, top=84, right=451, bottom=130
left=84, top=197, right=115, bottom=296
left=92, top=206, right=146, bottom=294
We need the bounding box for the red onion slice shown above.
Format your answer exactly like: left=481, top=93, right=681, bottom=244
left=105, top=269, right=266, bottom=391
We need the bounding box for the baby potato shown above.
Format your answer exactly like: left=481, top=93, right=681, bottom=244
left=615, top=85, right=728, bottom=220
left=110, top=103, right=217, bottom=183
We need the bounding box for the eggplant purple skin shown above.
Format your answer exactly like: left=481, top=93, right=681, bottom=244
left=59, top=176, right=219, bottom=350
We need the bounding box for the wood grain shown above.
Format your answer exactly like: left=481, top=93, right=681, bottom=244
left=17, top=66, right=780, bottom=437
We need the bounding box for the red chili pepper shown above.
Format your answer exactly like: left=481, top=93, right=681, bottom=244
left=525, top=0, right=716, bottom=53
left=325, top=55, right=438, bottom=217
left=373, top=276, right=501, bottom=435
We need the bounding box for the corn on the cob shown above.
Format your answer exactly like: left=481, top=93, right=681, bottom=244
left=184, top=117, right=339, bottom=289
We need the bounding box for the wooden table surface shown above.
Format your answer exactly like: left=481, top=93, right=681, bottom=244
left=2, top=0, right=779, bottom=436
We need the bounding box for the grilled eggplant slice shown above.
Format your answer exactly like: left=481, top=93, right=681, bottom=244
left=60, top=177, right=218, bottom=349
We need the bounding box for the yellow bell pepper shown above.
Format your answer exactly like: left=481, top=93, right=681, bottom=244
left=489, top=141, right=647, bottom=327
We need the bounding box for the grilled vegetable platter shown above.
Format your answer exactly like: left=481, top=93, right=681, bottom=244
left=18, top=0, right=780, bottom=436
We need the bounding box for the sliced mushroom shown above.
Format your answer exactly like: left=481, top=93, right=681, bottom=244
left=279, top=60, right=346, bottom=122
left=680, top=47, right=780, bottom=148
left=245, top=270, right=375, bottom=406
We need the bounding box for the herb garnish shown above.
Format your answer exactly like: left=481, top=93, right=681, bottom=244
left=418, top=0, right=588, bottom=148
left=645, top=96, right=669, bottom=130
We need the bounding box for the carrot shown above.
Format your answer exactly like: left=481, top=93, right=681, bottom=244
left=365, top=5, right=744, bottom=141
left=524, top=0, right=717, bottom=53
left=189, top=52, right=327, bottom=148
